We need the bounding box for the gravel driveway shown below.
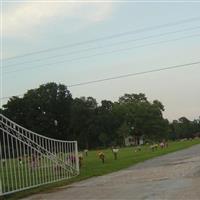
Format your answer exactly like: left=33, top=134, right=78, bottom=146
left=24, top=144, right=200, bottom=200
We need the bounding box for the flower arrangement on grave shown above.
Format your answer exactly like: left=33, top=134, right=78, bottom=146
left=79, top=153, right=83, bottom=168
left=112, top=148, right=119, bottom=160
left=84, top=149, right=88, bottom=156
left=98, top=151, right=105, bottom=163
left=150, top=144, right=158, bottom=151
left=134, top=146, right=141, bottom=152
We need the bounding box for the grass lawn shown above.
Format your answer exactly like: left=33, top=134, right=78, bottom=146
left=2, top=138, right=200, bottom=200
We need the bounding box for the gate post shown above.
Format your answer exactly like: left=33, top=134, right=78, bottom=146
left=75, top=141, right=79, bottom=175
left=0, top=142, right=2, bottom=196
left=0, top=179, right=2, bottom=196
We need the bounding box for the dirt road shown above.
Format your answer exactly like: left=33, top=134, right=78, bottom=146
left=24, top=144, right=200, bottom=200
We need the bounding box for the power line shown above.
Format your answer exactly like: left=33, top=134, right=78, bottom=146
left=4, top=26, right=200, bottom=68
left=3, top=16, right=200, bottom=61
left=4, top=33, right=200, bottom=74
left=1, top=61, right=200, bottom=100
left=67, top=61, right=200, bottom=87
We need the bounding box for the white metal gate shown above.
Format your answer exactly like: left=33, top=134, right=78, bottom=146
left=0, top=114, right=79, bottom=196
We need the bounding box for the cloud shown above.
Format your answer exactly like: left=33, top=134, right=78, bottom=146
left=3, top=2, right=114, bottom=38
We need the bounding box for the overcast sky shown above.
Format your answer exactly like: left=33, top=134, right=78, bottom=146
left=1, top=1, right=200, bottom=121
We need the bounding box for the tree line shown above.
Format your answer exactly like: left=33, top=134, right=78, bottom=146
left=1, top=82, right=200, bottom=149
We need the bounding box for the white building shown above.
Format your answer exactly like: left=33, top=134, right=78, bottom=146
left=124, top=136, right=144, bottom=146
left=124, top=136, right=135, bottom=146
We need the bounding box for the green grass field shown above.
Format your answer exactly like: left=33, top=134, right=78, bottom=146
left=2, top=138, right=200, bottom=200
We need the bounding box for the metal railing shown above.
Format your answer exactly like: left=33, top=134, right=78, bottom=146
left=0, top=114, right=79, bottom=196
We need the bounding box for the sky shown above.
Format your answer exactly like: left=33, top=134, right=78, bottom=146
left=1, top=1, right=200, bottom=121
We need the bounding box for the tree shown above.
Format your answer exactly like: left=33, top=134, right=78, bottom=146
left=116, top=122, right=130, bottom=146
left=95, top=100, right=118, bottom=146
left=169, top=117, right=198, bottom=139
left=2, top=85, right=186, bottom=148
left=119, top=93, right=147, bottom=104
left=98, top=133, right=108, bottom=147
left=2, top=83, right=72, bottom=139
left=117, top=94, right=169, bottom=142
left=69, top=96, right=98, bottom=149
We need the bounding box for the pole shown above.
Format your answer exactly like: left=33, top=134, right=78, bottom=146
left=74, top=141, right=79, bottom=175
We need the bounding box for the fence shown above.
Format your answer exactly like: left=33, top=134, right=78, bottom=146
left=0, top=114, right=79, bottom=196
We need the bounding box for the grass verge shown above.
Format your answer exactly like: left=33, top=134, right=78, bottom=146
left=2, top=139, right=200, bottom=200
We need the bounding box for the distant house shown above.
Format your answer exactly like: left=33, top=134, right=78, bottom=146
left=124, top=136, right=135, bottom=146
left=124, top=136, right=144, bottom=146
left=139, top=137, right=144, bottom=145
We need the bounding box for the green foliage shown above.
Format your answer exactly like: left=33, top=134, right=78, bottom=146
left=98, top=133, right=108, bottom=147
left=116, top=122, right=130, bottom=145
left=170, top=117, right=200, bottom=140
left=2, top=82, right=199, bottom=148
left=3, top=83, right=72, bottom=140
left=118, top=93, right=147, bottom=104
